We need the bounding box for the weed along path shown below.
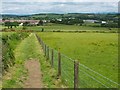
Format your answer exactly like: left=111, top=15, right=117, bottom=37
left=14, top=33, right=43, bottom=88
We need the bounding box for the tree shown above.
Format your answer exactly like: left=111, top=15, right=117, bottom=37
left=78, top=20, right=84, bottom=26
left=41, top=28, right=44, bottom=32
left=58, top=18, right=84, bottom=25
left=38, top=20, right=43, bottom=26
left=22, top=26, right=27, bottom=30
left=12, top=22, right=19, bottom=28
left=5, top=21, right=19, bottom=29
left=5, top=22, right=11, bottom=29
left=23, top=22, right=30, bottom=26
left=2, top=18, right=5, bottom=21
left=106, top=22, right=118, bottom=28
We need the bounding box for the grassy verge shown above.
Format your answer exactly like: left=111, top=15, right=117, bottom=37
left=3, top=33, right=40, bottom=88
left=2, top=32, right=29, bottom=73
left=34, top=33, right=66, bottom=88
left=2, top=64, right=27, bottom=88
left=2, top=32, right=30, bottom=88
left=2, top=33, right=65, bottom=88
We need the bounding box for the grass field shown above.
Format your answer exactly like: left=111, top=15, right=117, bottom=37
left=37, top=32, right=118, bottom=85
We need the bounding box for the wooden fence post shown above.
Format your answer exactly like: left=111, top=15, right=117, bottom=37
left=39, top=37, right=41, bottom=43
left=58, top=48, right=61, bottom=77
left=51, top=49, right=54, bottom=67
left=47, top=46, right=49, bottom=60
left=41, top=41, right=43, bottom=48
left=42, top=41, right=44, bottom=49
left=45, top=44, right=46, bottom=56
left=42, top=43, right=44, bottom=52
left=74, top=60, right=79, bottom=89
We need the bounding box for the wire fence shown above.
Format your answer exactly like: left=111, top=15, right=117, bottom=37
left=36, top=34, right=119, bottom=88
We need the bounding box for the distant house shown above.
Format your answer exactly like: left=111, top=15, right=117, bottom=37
left=88, top=15, right=94, bottom=17
left=2, top=20, right=39, bottom=26
left=101, top=21, right=107, bottom=24
left=29, top=20, right=39, bottom=26
left=0, top=20, right=2, bottom=23
left=0, top=19, right=3, bottom=25
left=56, top=19, right=62, bottom=22
left=83, top=20, right=99, bottom=23
left=19, top=23, right=23, bottom=26
left=42, top=20, right=47, bottom=23
left=47, top=20, right=50, bottom=23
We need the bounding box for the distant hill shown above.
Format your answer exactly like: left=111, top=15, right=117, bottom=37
left=1, top=13, right=118, bottom=22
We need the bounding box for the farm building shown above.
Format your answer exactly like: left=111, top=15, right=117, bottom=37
left=2, top=20, right=50, bottom=26
left=83, top=20, right=99, bottom=23
left=101, top=21, right=107, bottom=24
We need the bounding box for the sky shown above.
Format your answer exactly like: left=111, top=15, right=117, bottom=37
left=2, top=0, right=119, bottom=15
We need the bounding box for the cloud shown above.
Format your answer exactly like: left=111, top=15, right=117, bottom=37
left=2, top=0, right=120, bottom=2
left=2, top=2, right=118, bottom=15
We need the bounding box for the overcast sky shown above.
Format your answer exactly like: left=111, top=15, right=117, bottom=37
left=2, top=0, right=119, bottom=15
left=2, top=0, right=120, bottom=2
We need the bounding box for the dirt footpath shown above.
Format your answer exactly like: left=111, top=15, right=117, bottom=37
left=24, top=60, right=43, bottom=88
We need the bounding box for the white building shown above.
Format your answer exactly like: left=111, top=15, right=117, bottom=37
left=101, top=21, right=107, bottom=24
left=57, top=19, right=62, bottom=22
left=19, top=23, right=23, bottom=26
left=83, top=20, right=99, bottom=23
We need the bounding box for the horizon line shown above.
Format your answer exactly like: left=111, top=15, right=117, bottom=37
left=1, top=12, right=119, bottom=16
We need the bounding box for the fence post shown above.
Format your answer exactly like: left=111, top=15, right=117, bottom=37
left=39, top=37, right=41, bottom=43
left=41, top=41, right=43, bottom=48
left=58, top=48, right=61, bottom=77
left=45, top=44, right=46, bottom=56
left=47, top=46, right=49, bottom=60
left=42, top=41, right=44, bottom=49
left=43, top=43, right=44, bottom=52
left=74, top=60, right=79, bottom=89
left=51, top=49, right=54, bottom=67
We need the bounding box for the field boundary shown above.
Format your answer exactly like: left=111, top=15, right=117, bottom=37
left=1, top=29, right=119, bottom=33
left=35, top=34, right=119, bottom=88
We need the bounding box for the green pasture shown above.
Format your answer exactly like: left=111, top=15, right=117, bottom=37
left=37, top=32, right=118, bottom=85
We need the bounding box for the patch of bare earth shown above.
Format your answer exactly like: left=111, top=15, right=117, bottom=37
left=24, top=59, right=43, bottom=88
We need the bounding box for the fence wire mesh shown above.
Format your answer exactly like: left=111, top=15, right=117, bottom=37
left=78, top=63, right=119, bottom=88
left=61, top=53, right=74, bottom=87
left=36, top=34, right=119, bottom=88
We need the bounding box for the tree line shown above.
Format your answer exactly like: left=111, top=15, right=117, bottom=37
left=4, top=20, right=44, bottom=29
